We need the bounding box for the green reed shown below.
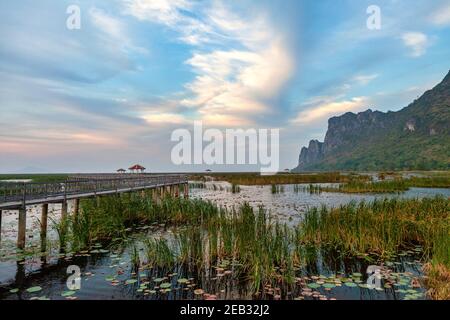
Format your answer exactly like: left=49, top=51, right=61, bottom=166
left=190, top=172, right=368, bottom=186
left=299, top=197, right=450, bottom=264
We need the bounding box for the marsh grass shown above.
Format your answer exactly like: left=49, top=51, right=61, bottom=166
left=53, top=190, right=449, bottom=298
left=299, top=196, right=450, bottom=299
left=231, top=184, right=241, bottom=193
left=323, top=180, right=409, bottom=193
left=145, top=203, right=299, bottom=292
left=406, top=177, right=450, bottom=188
left=271, top=184, right=285, bottom=194
left=189, top=172, right=367, bottom=186
left=300, top=197, right=449, bottom=258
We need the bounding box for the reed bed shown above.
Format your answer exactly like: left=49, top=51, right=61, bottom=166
left=54, top=192, right=449, bottom=298
left=300, top=197, right=449, bottom=258
left=189, top=172, right=367, bottom=186
left=405, top=177, right=450, bottom=188
left=299, top=197, right=450, bottom=298
left=66, top=193, right=223, bottom=250
left=319, top=180, right=409, bottom=193
left=145, top=204, right=298, bottom=292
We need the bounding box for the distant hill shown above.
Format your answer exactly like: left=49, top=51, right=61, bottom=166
left=293, top=70, right=450, bottom=172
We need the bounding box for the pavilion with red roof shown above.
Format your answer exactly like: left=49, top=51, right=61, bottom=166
left=129, top=164, right=146, bottom=173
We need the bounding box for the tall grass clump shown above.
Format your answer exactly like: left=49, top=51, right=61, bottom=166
left=190, top=172, right=369, bottom=186
left=406, top=176, right=450, bottom=188
left=317, top=180, right=409, bottom=193
left=144, top=203, right=298, bottom=293
left=299, top=196, right=450, bottom=299
left=66, top=193, right=223, bottom=250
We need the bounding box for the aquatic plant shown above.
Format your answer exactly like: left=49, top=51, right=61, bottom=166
left=298, top=196, right=450, bottom=298
left=231, top=184, right=241, bottom=194
left=189, top=172, right=368, bottom=186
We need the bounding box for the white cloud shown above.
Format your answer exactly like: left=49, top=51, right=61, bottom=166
left=90, top=7, right=148, bottom=54
left=292, top=97, right=368, bottom=124
left=430, top=4, right=450, bottom=26
left=142, top=112, right=189, bottom=125
left=401, top=32, right=429, bottom=57
left=124, top=0, right=294, bottom=127
left=353, top=74, right=379, bottom=86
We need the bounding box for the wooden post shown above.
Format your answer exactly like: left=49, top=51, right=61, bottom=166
left=0, top=210, right=2, bottom=243
left=74, top=199, right=80, bottom=218
left=40, top=204, right=48, bottom=252
left=184, top=183, right=189, bottom=198
left=61, top=201, right=68, bottom=219
left=17, top=208, right=26, bottom=249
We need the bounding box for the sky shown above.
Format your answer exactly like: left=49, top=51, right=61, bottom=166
left=0, top=0, right=449, bottom=173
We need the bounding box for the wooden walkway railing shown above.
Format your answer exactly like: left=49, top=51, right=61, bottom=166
left=0, top=174, right=188, bottom=209
left=0, top=174, right=189, bottom=249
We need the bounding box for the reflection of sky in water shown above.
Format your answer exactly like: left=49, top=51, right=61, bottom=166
left=191, top=182, right=450, bottom=225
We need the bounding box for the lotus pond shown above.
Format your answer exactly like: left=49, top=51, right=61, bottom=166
left=0, top=182, right=449, bottom=300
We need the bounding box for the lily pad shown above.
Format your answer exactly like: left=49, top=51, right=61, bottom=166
left=160, top=283, right=172, bottom=289
left=9, top=288, right=19, bottom=293
left=61, top=291, right=76, bottom=297
left=344, top=282, right=357, bottom=288
left=26, top=286, right=42, bottom=293
left=307, top=283, right=321, bottom=289
left=177, top=278, right=189, bottom=284
left=125, top=279, right=138, bottom=285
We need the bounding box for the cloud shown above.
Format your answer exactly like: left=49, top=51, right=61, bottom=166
left=142, top=112, right=189, bottom=125
left=124, top=0, right=294, bottom=127
left=89, top=7, right=148, bottom=54
left=353, top=74, right=379, bottom=86
left=401, top=32, right=429, bottom=57
left=292, top=97, right=368, bottom=124
left=429, top=4, right=450, bottom=26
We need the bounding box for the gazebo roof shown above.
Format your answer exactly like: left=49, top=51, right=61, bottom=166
left=129, top=164, right=146, bottom=170
left=117, top=168, right=126, bottom=172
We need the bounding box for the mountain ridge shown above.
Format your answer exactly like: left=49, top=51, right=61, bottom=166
left=293, top=70, right=450, bottom=172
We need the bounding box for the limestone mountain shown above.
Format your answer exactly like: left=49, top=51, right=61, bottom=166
left=293, top=70, right=450, bottom=172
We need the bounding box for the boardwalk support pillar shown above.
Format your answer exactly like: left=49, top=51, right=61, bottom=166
left=17, top=208, right=26, bottom=249
left=0, top=210, right=2, bottom=242
left=41, top=203, right=48, bottom=252
left=74, top=199, right=80, bottom=218
left=61, top=201, right=68, bottom=219
left=184, top=183, right=189, bottom=198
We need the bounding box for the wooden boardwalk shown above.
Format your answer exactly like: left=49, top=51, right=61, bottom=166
left=0, top=174, right=188, bottom=209
left=0, top=174, right=189, bottom=249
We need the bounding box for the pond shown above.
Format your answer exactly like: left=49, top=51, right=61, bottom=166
left=0, top=183, right=448, bottom=300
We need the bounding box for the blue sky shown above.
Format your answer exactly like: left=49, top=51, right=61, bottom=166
left=0, top=0, right=449, bottom=173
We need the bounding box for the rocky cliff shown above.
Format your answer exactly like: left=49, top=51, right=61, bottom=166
left=293, top=70, right=450, bottom=172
